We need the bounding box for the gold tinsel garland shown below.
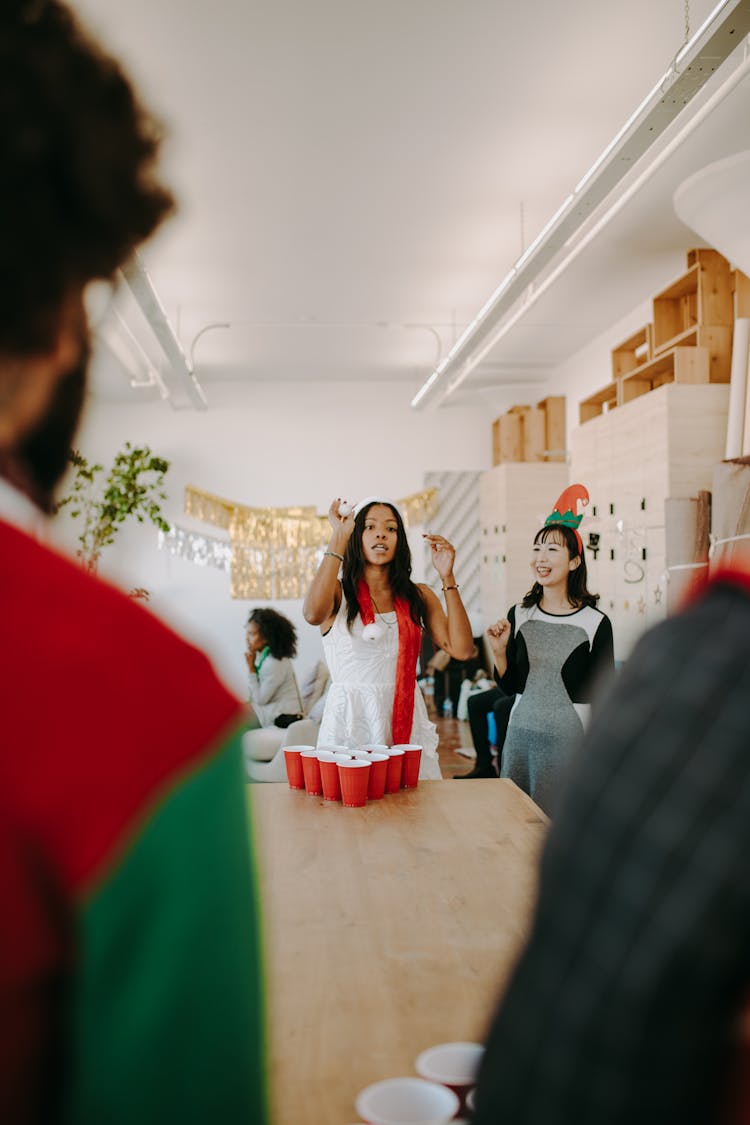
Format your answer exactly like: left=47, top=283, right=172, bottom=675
left=184, top=485, right=439, bottom=599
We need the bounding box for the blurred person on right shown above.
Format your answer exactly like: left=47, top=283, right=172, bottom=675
left=473, top=560, right=750, bottom=1125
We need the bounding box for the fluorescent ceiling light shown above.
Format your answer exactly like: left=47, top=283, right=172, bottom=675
left=122, top=253, right=208, bottom=410
left=97, top=313, right=169, bottom=400
left=411, top=0, right=750, bottom=409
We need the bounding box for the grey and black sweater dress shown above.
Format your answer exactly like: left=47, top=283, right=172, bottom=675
left=495, top=602, right=614, bottom=815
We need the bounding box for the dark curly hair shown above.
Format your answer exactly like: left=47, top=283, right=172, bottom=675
left=521, top=523, right=599, bottom=609
left=342, top=501, right=426, bottom=631
left=0, top=0, right=174, bottom=357
left=247, top=609, right=298, bottom=660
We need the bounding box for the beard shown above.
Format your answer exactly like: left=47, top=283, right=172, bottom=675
left=15, top=339, right=89, bottom=513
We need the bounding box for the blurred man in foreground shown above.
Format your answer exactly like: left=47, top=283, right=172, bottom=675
left=0, top=3, right=266, bottom=1122
left=474, top=565, right=750, bottom=1124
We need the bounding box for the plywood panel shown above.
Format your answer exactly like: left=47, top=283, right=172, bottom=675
left=540, top=395, right=566, bottom=461
left=478, top=463, right=568, bottom=624
left=666, top=384, right=730, bottom=497
left=571, top=383, right=728, bottom=663
left=523, top=408, right=546, bottom=462
left=665, top=495, right=710, bottom=614
left=497, top=413, right=523, bottom=462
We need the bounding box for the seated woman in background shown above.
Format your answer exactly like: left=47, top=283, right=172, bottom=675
left=245, top=608, right=304, bottom=729
left=303, top=496, right=475, bottom=778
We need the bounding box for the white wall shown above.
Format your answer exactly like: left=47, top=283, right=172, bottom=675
left=51, top=378, right=490, bottom=698
left=50, top=281, right=712, bottom=698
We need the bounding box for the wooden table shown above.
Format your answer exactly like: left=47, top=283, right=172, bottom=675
left=249, top=779, right=548, bottom=1124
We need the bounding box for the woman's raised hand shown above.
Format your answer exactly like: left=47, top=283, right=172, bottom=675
left=327, top=497, right=355, bottom=548
left=424, top=533, right=457, bottom=581
left=486, top=618, right=511, bottom=657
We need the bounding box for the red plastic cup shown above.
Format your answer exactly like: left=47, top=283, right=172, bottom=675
left=393, top=743, right=423, bottom=789
left=350, top=749, right=373, bottom=761
left=366, top=753, right=390, bottom=800
left=383, top=747, right=405, bottom=794
left=317, top=751, right=342, bottom=801
left=301, top=749, right=323, bottom=795
left=283, top=744, right=312, bottom=790
left=337, top=759, right=371, bottom=807
left=360, top=743, right=390, bottom=754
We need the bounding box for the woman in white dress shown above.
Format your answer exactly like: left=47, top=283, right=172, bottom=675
left=303, top=497, right=475, bottom=778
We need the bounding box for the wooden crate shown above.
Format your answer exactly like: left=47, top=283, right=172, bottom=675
left=652, top=250, right=733, bottom=356
left=523, top=408, right=546, bottom=461
left=493, top=412, right=523, bottom=463
left=734, top=269, right=750, bottom=318
left=611, top=325, right=652, bottom=377
left=493, top=397, right=567, bottom=463
left=538, top=395, right=566, bottom=461
left=579, top=382, right=618, bottom=423
left=619, top=345, right=710, bottom=405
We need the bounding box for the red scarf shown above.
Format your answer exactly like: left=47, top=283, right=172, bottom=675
left=357, top=578, right=422, bottom=744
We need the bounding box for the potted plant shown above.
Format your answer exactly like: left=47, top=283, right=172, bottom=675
left=56, top=442, right=171, bottom=582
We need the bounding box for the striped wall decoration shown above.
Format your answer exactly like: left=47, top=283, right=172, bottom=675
left=422, top=470, right=481, bottom=624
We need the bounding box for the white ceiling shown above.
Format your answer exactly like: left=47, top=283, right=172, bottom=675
left=74, top=0, right=749, bottom=409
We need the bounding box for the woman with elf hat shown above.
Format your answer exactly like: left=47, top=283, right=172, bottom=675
left=487, top=484, right=614, bottom=815
left=303, top=496, right=475, bottom=778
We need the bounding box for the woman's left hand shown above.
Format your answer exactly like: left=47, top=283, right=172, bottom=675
left=424, top=533, right=457, bottom=581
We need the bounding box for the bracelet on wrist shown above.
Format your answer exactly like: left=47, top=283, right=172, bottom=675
left=442, top=583, right=459, bottom=592
left=325, top=550, right=345, bottom=562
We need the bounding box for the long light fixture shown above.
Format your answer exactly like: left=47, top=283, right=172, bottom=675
left=411, top=0, right=750, bottom=409
left=444, top=45, right=750, bottom=400
left=122, top=253, right=208, bottom=410
left=97, top=311, right=170, bottom=399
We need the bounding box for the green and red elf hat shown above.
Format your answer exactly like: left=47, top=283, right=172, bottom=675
left=544, top=483, right=589, bottom=553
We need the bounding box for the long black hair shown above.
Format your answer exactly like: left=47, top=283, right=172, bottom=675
left=521, top=523, right=599, bottom=609
left=342, top=501, right=426, bottom=630
left=246, top=608, right=298, bottom=659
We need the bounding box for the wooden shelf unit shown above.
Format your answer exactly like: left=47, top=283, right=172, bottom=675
left=579, top=248, right=735, bottom=425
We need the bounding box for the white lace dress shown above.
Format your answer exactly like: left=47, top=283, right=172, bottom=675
left=318, top=600, right=442, bottom=779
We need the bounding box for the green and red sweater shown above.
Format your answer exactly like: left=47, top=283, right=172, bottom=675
left=0, top=518, right=267, bottom=1124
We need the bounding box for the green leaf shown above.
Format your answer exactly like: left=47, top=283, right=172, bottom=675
left=54, top=440, right=172, bottom=561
